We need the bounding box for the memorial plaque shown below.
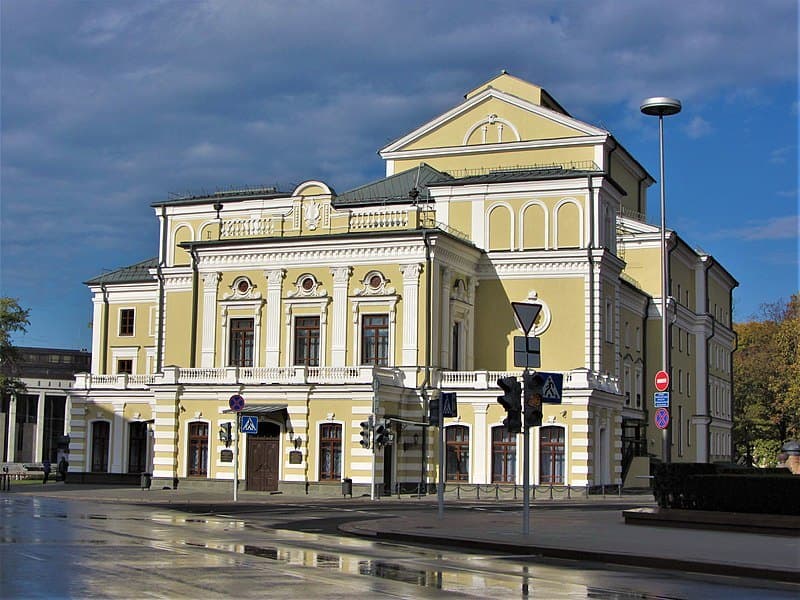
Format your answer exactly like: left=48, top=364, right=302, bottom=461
left=220, top=449, right=233, bottom=463
left=289, top=450, right=303, bottom=464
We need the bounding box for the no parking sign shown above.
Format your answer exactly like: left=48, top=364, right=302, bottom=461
left=654, top=407, right=670, bottom=430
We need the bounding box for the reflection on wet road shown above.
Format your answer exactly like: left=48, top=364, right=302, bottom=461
left=1, top=496, right=796, bottom=599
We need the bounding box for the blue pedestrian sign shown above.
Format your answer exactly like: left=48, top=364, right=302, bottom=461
left=536, top=372, right=564, bottom=403
left=654, top=392, right=670, bottom=408
left=240, top=415, right=258, bottom=434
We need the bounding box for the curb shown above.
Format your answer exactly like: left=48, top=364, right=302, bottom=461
left=339, top=522, right=800, bottom=584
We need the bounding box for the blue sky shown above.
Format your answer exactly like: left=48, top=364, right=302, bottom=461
left=1, top=0, right=797, bottom=350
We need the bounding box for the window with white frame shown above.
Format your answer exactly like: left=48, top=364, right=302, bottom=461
left=119, top=308, right=135, bottom=336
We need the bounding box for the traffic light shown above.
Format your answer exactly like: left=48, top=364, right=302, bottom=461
left=359, top=421, right=371, bottom=449
left=374, top=420, right=391, bottom=447
left=428, top=396, right=440, bottom=427
left=218, top=422, right=232, bottom=447
left=497, top=376, right=522, bottom=433
left=524, top=372, right=544, bottom=428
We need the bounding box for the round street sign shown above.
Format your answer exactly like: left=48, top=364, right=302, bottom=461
left=654, top=370, right=670, bottom=392
left=229, top=394, right=245, bottom=412
left=654, top=407, right=670, bottom=430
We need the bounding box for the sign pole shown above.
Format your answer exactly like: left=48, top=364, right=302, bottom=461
left=437, top=391, right=445, bottom=519
left=233, top=412, right=239, bottom=502
left=522, top=367, right=531, bottom=535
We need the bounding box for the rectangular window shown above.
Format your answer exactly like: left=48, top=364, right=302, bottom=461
left=128, top=422, right=148, bottom=473
left=605, top=300, right=613, bottom=342
left=187, top=422, right=208, bottom=476
left=539, top=426, right=565, bottom=484
left=678, top=405, right=684, bottom=457
left=229, top=318, right=254, bottom=367
left=319, top=423, right=342, bottom=480
left=361, top=314, right=389, bottom=366
left=294, top=316, right=320, bottom=366
left=91, top=421, right=110, bottom=473
left=119, top=309, right=135, bottom=336
left=491, top=426, right=516, bottom=483
left=117, top=359, right=133, bottom=375
left=446, top=425, right=470, bottom=482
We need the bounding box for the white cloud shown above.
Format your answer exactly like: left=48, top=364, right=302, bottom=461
left=712, top=215, right=799, bottom=241
left=684, top=116, right=713, bottom=139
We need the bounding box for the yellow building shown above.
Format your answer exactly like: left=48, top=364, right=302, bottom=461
left=67, top=73, right=737, bottom=494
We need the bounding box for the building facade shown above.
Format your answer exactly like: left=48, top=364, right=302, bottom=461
left=2, top=347, right=91, bottom=466
left=67, top=73, right=736, bottom=493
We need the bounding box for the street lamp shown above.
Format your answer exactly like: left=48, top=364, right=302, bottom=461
left=640, top=97, right=681, bottom=464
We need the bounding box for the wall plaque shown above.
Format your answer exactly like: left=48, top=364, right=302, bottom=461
left=289, top=450, right=302, bottom=464
left=220, top=449, right=233, bottom=463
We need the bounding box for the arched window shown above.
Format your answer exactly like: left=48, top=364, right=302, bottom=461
left=491, top=426, right=516, bottom=483
left=187, top=422, right=208, bottom=476
left=445, top=425, right=469, bottom=482
left=539, top=426, right=565, bottom=484
left=91, top=421, right=110, bottom=473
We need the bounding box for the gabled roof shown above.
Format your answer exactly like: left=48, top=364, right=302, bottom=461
left=85, top=257, right=158, bottom=285
left=334, top=164, right=451, bottom=206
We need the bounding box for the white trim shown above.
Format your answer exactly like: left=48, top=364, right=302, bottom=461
left=519, top=200, right=549, bottom=250
left=486, top=202, right=515, bottom=251
left=462, top=115, right=521, bottom=145
left=553, top=197, right=584, bottom=249
left=88, top=419, right=112, bottom=473
left=184, top=418, right=212, bottom=479
left=315, top=419, right=345, bottom=482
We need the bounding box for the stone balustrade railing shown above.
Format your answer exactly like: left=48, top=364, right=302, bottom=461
left=72, top=366, right=619, bottom=394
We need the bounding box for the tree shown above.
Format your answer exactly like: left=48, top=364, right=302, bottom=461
left=733, top=294, right=800, bottom=465
left=0, top=297, right=30, bottom=396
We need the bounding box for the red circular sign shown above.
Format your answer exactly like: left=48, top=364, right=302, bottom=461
left=654, top=407, right=670, bottom=430
left=654, top=370, right=670, bottom=392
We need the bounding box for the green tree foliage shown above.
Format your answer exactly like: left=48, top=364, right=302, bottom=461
left=0, top=297, right=30, bottom=396
left=733, top=294, right=800, bottom=465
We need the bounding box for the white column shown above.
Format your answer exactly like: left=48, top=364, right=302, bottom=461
left=6, top=394, right=17, bottom=461
left=473, top=404, right=488, bottom=483
left=400, top=263, right=422, bottom=366
left=439, top=267, right=452, bottom=369
left=467, top=278, right=478, bottom=370
left=201, top=272, right=221, bottom=368
left=111, top=405, right=125, bottom=473
left=91, top=297, right=104, bottom=373
left=330, top=267, right=351, bottom=366
left=35, top=392, right=45, bottom=462
left=265, top=269, right=285, bottom=367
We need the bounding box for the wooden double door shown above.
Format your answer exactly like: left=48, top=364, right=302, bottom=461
left=245, top=421, right=280, bottom=492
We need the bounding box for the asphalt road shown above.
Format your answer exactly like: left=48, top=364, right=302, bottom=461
left=2, top=495, right=797, bottom=599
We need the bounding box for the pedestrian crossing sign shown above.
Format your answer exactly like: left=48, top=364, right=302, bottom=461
left=240, top=416, right=258, bottom=434
left=536, top=372, right=564, bottom=403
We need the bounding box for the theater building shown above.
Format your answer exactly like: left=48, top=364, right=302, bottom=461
left=67, top=73, right=736, bottom=493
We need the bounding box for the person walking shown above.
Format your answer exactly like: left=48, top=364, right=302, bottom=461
left=42, top=459, right=51, bottom=484
left=58, top=457, right=68, bottom=483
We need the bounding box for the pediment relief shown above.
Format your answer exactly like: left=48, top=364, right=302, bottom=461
left=353, top=270, right=395, bottom=296
left=382, top=89, right=605, bottom=156
left=222, top=276, right=262, bottom=301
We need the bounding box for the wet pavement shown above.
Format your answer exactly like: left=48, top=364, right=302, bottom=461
left=2, top=483, right=799, bottom=598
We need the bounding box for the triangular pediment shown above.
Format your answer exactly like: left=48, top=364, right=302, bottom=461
left=380, top=84, right=607, bottom=157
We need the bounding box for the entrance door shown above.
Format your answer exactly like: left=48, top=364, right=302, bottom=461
left=245, top=421, right=280, bottom=492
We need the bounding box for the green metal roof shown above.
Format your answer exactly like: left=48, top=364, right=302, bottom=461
left=85, top=257, right=158, bottom=285
left=334, top=164, right=451, bottom=206
left=430, top=166, right=602, bottom=187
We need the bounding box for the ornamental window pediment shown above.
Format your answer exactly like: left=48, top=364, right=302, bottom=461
left=222, top=276, right=261, bottom=301
left=288, top=273, right=327, bottom=298
left=354, top=271, right=395, bottom=296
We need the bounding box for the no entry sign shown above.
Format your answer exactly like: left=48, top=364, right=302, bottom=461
left=654, top=370, right=670, bottom=392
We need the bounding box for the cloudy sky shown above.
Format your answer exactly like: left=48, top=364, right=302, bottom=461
left=1, top=0, right=797, bottom=349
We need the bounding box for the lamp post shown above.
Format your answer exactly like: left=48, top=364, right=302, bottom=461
left=640, top=97, right=681, bottom=463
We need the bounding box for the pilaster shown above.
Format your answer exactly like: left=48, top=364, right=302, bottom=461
left=200, top=272, right=221, bottom=367
left=330, top=267, right=351, bottom=366
left=400, top=263, right=422, bottom=366
left=265, top=269, right=285, bottom=367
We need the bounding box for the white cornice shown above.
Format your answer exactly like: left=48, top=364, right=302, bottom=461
left=381, top=135, right=608, bottom=161
left=480, top=254, right=590, bottom=279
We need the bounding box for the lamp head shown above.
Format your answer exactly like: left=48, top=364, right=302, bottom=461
left=640, top=97, right=682, bottom=117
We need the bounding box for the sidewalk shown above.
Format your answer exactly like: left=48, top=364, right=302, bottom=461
left=7, top=482, right=799, bottom=583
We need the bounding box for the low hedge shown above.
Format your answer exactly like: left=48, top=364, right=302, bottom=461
left=652, top=462, right=798, bottom=515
